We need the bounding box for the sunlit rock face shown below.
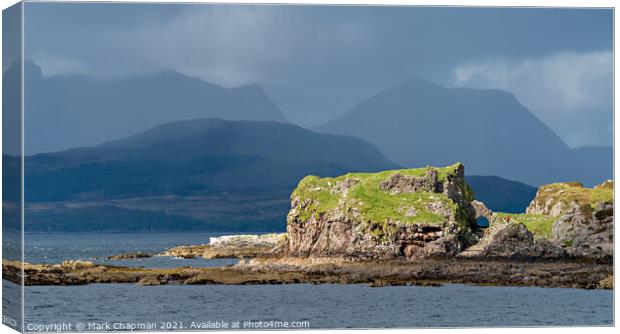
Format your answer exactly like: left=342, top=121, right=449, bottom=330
left=286, top=163, right=479, bottom=259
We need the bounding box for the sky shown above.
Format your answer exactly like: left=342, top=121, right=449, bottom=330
left=21, top=3, right=613, bottom=148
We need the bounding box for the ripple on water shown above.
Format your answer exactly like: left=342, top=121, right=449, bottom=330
left=19, top=282, right=613, bottom=329
left=12, top=233, right=615, bottom=329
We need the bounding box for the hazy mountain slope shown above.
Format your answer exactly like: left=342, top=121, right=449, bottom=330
left=565, top=146, right=614, bottom=186
left=317, top=78, right=612, bottom=187
left=15, top=113, right=549, bottom=232
left=21, top=118, right=397, bottom=231
left=17, top=60, right=288, bottom=154
left=466, top=175, right=537, bottom=213
left=25, top=118, right=397, bottom=202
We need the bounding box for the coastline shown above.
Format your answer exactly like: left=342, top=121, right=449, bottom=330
left=6, top=168, right=614, bottom=291
left=3, top=256, right=612, bottom=289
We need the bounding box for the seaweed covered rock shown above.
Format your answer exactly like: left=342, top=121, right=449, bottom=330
left=107, top=252, right=152, bottom=260
left=286, top=163, right=478, bottom=259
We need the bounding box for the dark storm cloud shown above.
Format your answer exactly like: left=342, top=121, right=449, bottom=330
left=23, top=3, right=613, bottom=146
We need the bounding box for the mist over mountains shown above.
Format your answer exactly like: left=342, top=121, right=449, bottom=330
left=24, top=118, right=396, bottom=202
left=16, top=60, right=288, bottom=154
left=316, top=78, right=612, bottom=187
left=13, top=117, right=538, bottom=232
left=14, top=118, right=396, bottom=231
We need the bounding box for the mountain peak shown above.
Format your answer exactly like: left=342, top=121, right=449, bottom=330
left=316, top=79, right=609, bottom=186
left=394, top=77, right=443, bottom=90
left=3, top=58, right=43, bottom=80
left=24, top=58, right=43, bottom=78
left=21, top=61, right=289, bottom=154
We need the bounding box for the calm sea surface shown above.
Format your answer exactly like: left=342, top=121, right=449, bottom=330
left=2, top=233, right=614, bottom=330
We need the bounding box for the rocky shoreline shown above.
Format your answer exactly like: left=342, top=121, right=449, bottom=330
left=161, top=233, right=286, bottom=259
left=2, top=257, right=613, bottom=289
left=3, top=164, right=613, bottom=290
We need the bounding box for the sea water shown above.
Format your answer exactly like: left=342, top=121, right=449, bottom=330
left=2, top=233, right=614, bottom=330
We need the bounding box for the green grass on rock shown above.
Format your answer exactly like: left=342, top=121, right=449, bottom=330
left=493, top=212, right=558, bottom=239
left=290, top=163, right=466, bottom=226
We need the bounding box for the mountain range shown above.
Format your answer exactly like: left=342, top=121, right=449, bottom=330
left=13, top=117, right=539, bottom=232
left=14, top=60, right=288, bottom=154
left=17, top=118, right=396, bottom=231
left=465, top=175, right=537, bottom=214
left=316, top=79, right=612, bottom=187
left=2, top=62, right=611, bottom=231
left=25, top=118, right=396, bottom=202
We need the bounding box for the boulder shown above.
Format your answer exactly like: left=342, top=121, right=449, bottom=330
left=459, top=222, right=565, bottom=259
left=162, top=245, right=209, bottom=259
left=137, top=276, right=167, bottom=286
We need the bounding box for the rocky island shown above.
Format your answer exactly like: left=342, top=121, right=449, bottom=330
left=3, top=163, right=613, bottom=289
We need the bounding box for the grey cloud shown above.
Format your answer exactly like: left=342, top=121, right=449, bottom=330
left=23, top=3, right=613, bottom=143
left=453, top=51, right=613, bottom=147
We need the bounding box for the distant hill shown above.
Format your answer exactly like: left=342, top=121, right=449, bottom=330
left=316, top=78, right=612, bottom=187
left=466, top=175, right=537, bottom=213
left=9, top=60, right=289, bottom=154
left=19, top=118, right=397, bottom=232
left=13, top=115, right=544, bottom=231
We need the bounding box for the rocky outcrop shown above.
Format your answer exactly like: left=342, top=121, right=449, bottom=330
left=162, top=233, right=286, bottom=259
left=162, top=245, right=210, bottom=259
left=2, top=259, right=202, bottom=286
left=482, top=180, right=614, bottom=259
left=286, top=163, right=478, bottom=259
left=598, top=275, right=613, bottom=289
left=209, top=234, right=285, bottom=248
left=551, top=202, right=613, bottom=258
left=595, top=180, right=613, bottom=190
left=528, top=180, right=613, bottom=258
left=204, top=233, right=286, bottom=259
left=459, top=222, right=565, bottom=259
left=239, top=257, right=612, bottom=289
left=526, top=181, right=613, bottom=216
left=526, top=183, right=579, bottom=216
left=378, top=169, right=439, bottom=194
left=471, top=200, right=493, bottom=221
left=4, top=257, right=612, bottom=289
left=137, top=276, right=168, bottom=286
